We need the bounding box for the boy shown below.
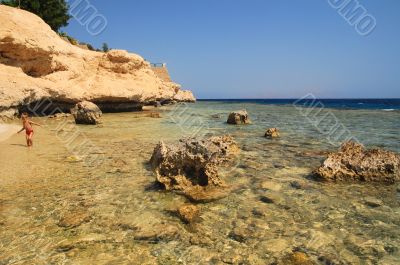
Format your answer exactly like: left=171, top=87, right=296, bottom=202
left=17, top=113, right=41, bottom=147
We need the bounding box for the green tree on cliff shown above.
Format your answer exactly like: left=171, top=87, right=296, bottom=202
left=1, top=0, right=71, bottom=32
left=102, top=43, right=109, bottom=52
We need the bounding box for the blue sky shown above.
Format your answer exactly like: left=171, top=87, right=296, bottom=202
left=63, top=0, right=400, bottom=99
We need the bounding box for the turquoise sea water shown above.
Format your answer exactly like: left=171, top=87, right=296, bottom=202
left=0, top=101, right=399, bottom=264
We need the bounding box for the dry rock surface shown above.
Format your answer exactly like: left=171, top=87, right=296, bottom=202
left=315, top=141, right=400, bottom=183
left=71, top=101, right=102, bottom=125
left=227, top=110, right=251, bottom=125
left=150, top=135, right=239, bottom=202
left=0, top=5, right=195, bottom=118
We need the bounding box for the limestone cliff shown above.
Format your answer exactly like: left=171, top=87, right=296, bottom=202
left=0, top=5, right=195, bottom=118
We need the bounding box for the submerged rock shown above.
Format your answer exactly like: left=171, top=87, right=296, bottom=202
left=58, top=210, right=92, bottom=228
left=133, top=224, right=179, bottom=242
left=264, top=128, right=280, bottom=138
left=177, top=204, right=200, bottom=223
left=147, top=112, right=161, bottom=118
left=364, top=197, right=383, bottom=207
left=150, top=135, right=239, bottom=202
left=281, top=252, right=315, bottom=265
left=227, top=110, right=251, bottom=125
left=71, top=101, right=102, bottom=125
left=314, top=142, right=400, bottom=183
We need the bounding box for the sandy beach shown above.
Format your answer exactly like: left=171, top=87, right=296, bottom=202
left=0, top=124, right=20, bottom=142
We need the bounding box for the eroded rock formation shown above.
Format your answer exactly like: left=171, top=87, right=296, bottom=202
left=0, top=5, right=195, bottom=119
left=227, top=110, right=251, bottom=125
left=150, top=135, right=239, bottom=202
left=315, top=141, right=400, bottom=183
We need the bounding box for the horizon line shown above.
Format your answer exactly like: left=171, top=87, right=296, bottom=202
left=196, top=98, right=400, bottom=100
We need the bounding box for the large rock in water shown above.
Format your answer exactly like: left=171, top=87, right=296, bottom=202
left=0, top=5, right=195, bottom=118
left=150, top=135, right=239, bottom=202
left=227, top=110, right=251, bottom=125
left=315, top=142, right=400, bottom=183
left=71, top=101, right=102, bottom=125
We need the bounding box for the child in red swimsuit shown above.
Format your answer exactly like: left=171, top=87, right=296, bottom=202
left=17, top=113, right=41, bottom=147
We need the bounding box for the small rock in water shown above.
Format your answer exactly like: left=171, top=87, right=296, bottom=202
left=252, top=207, right=266, bottom=217
left=133, top=224, right=179, bottom=242
left=264, top=128, right=280, bottom=138
left=147, top=112, right=161, bottom=118
left=177, top=204, right=200, bottom=223
left=211, top=114, right=221, bottom=119
left=229, top=227, right=250, bottom=243
left=364, top=197, right=383, bottom=207
left=282, top=251, right=315, bottom=265
left=227, top=110, right=251, bottom=125
left=290, top=181, right=303, bottom=190
left=396, top=185, right=400, bottom=192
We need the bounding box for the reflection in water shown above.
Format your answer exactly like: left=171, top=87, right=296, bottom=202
left=0, top=102, right=399, bottom=264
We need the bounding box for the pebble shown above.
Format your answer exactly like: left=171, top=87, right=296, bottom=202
left=290, top=181, right=303, bottom=189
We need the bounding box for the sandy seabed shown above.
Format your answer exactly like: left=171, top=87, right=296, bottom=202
left=0, top=102, right=399, bottom=264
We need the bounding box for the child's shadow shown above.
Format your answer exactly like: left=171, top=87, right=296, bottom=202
left=10, top=144, right=27, bottom=147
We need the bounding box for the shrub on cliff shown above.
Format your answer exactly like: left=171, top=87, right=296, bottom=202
left=102, top=43, right=110, bottom=52
left=1, top=0, right=71, bottom=31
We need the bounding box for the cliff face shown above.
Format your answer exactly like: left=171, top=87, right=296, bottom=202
left=0, top=5, right=195, bottom=118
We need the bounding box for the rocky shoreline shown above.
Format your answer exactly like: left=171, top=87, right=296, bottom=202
left=0, top=5, right=195, bottom=120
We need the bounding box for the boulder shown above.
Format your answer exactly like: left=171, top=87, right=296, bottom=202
left=265, top=128, right=280, bottom=138
left=227, top=110, right=251, bottom=125
left=314, top=142, right=400, bottom=183
left=177, top=204, right=200, bottom=223
left=150, top=135, right=239, bottom=202
left=71, top=101, right=102, bottom=125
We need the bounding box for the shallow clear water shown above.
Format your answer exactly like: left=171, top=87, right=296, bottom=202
left=0, top=101, right=399, bottom=264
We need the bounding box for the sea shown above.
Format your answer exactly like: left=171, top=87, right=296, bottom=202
left=0, top=99, right=399, bottom=264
